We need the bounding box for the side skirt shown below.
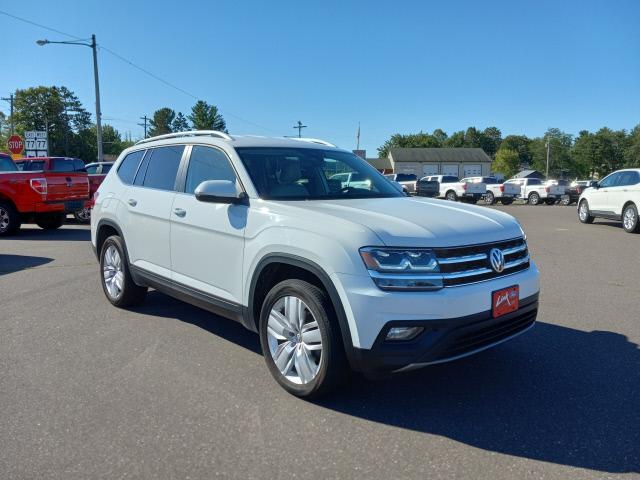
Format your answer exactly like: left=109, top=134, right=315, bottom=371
left=590, top=210, right=621, bottom=221
left=130, top=265, right=245, bottom=324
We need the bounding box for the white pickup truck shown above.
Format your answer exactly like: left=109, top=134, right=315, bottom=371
left=504, top=178, right=565, bottom=205
left=384, top=173, right=418, bottom=194
left=423, top=175, right=486, bottom=202
left=463, top=176, right=520, bottom=205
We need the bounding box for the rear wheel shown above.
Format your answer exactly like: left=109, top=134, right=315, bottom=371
left=35, top=212, right=66, bottom=230
left=622, top=203, right=639, bottom=233
left=99, top=235, right=147, bottom=307
left=528, top=192, right=540, bottom=205
left=445, top=190, right=457, bottom=201
left=259, top=279, right=347, bottom=398
left=560, top=195, right=571, bottom=206
left=484, top=192, right=496, bottom=205
left=74, top=208, right=91, bottom=224
left=578, top=200, right=594, bottom=224
left=0, top=201, right=21, bottom=236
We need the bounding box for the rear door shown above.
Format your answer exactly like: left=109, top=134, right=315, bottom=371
left=122, top=145, right=185, bottom=278
left=170, top=145, right=246, bottom=304
left=608, top=171, right=640, bottom=214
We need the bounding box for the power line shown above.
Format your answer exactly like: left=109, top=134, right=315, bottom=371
left=0, top=9, right=280, bottom=134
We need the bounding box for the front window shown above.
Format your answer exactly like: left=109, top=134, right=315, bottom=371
left=235, top=147, right=402, bottom=200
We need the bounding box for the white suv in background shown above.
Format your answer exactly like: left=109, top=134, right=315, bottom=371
left=91, top=131, right=540, bottom=398
left=578, top=168, right=640, bottom=233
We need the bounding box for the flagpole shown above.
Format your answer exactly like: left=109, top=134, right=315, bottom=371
left=356, top=122, right=360, bottom=150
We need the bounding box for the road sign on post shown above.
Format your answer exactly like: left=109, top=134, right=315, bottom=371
left=25, top=131, right=48, bottom=157
left=8, top=134, right=24, bottom=156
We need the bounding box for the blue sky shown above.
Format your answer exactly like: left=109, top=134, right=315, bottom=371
left=1, top=0, right=639, bottom=155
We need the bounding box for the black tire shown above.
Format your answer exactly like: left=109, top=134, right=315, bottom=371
left=99, top=235, right=147, bottom=307
left=259, top=279, right=347, bottom=399
left=0, top=200, right=21, bottom=236
left=445, top=190, right=457, bottom=201
left=73, top=208, right=91, bottom=224
left=560, top=195, right=571, bottom=206
left=35, top=212, right=66, bottom=230
left=501, top=197, right=514, bottom=205
left=528, top=192, right=540, bottom=205
left=578, top=199, right=594, bottom=224
left=484, top=192, right=496, bottom=205
left=622, top=203, right=640, bottom=233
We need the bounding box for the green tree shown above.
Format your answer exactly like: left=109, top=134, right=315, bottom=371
left=377, top=132, right=440, bottom=158
left=478, top=127, right=502, bottom=157
left=492, top=148, right=520, bottom=179
left=624, top=124, right=640, bottom=168
left=12, top=86, right=92, bottom=157
left=501, top=135, right=532, bottom=167
left=432, top=128, right=448, bottom=145
left=530, top=128, right=573, bottom=178
left=172, top=112, right=190, bottom=132
left=189, top=100, right=227, bottom=132
left=148, top=108, right=175, bottom=137
left=443, top=130, right=465, bottom=147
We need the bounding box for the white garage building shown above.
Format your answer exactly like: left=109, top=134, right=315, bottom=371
left=388, top=148, right=493, bottom=178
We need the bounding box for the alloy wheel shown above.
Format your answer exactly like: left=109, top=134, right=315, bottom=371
left=76, top=208, right=91, bottom=222
left=266, top=295, right=323, bottom=385
left=0, top=207, right=9, bottom=232
left=103, top=245, right=124, bottom=299
left=623, top=207, right=636, bottom=231
left=579, top=202, right=589, bottom=221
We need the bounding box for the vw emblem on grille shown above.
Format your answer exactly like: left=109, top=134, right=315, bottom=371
left=489, top=248, right=505, bottom=273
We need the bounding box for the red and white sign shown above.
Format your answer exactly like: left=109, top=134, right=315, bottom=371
left=492, top=285, right=519, bottom=318
left=7, top=135, right=24, bottom=155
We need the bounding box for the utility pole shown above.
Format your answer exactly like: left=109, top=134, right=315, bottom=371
left=293, top=120, right=307, bottom=138
left=356, top=122, right=361, bottom=150
left=545, top=139, right=551, bottom=178
left=1, top=93, right=14, bottom=133
left=91, top=34, right=103, bottom=163
left=138, top=115, right=149, bottom=138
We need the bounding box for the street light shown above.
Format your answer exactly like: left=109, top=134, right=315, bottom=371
left=36, top=34, right=103, bottom=162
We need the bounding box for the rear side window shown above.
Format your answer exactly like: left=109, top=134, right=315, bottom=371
left=185, top=146, right=237, bottom=194
left=443, top=176, right=459, bottom=183
left=396, top=174, right=417, bottom=182
left=616, top=171, right=640, bottom=186
left=86, top=165, right=98, bottom=174
left=528, top=178, right=542, bottom=185
left=117, top=150, right=146, bottom=185
left=23, top=160, right=45, bottom=171
left=102, top=164, right=113, bottom=173
left=483, top=177, right=498, bottom=184
left=141, top=146, right=184, bottom=191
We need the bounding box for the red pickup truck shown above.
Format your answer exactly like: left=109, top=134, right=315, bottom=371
left=0, top=154, right=90, bottom=236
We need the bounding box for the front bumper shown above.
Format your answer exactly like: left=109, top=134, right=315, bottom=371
left=350, top=293, right=538, bottom=375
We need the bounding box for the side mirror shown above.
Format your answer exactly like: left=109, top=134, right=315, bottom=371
left=195, top=180, right=248, bottom=205
left=593, top=183, right=600, bottom=189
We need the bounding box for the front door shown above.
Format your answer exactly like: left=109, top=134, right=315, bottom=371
left=589, top=172, right=620, bottom=212
left=170, top=145, right=247, bottom=304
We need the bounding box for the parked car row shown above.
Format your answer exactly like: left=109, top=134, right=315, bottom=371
left=0, top=154, right=113, bottom=236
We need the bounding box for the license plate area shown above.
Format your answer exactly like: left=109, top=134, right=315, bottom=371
left=492, top=285, right=519, bottom=318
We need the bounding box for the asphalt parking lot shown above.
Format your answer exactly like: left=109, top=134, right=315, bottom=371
left=1, top=205, right=638, bottom=480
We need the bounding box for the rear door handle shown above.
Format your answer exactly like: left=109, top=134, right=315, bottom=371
left=127, top=199, right=137, bottom=207
left=173, top=208, right=186, bottom=217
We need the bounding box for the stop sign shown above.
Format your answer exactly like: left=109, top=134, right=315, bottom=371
left=7, top=135, right=24, bottom=155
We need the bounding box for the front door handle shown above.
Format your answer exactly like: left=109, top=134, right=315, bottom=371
left=173, top=208, right=186, bottom=217
left=127, top=199, right=137, bottom=207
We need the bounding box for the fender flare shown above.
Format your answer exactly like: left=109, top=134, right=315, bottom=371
left=248, top=253, right=361, bottom=371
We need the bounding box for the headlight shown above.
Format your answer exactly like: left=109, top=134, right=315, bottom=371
left=359, top=247, right=442, bottom=291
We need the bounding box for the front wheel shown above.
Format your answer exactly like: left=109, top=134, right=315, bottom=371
left=622, top=204, right=640, bottom=233
left=0, top=201, right=21, bottom=236
left=35, top=212, right=66, bottom=230
left=445, top=190, right=457, bottom=201
left=578, top=200, right=594, bottom=224
left=74, top=208, right=91, bottom=224
left=259, top=279, right=347, bottom=398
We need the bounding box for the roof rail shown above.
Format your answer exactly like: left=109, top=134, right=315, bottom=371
left=135, top=130, right=233, bottom=145
left=290, top=137, right=337, bottom=148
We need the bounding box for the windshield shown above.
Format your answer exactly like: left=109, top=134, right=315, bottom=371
left=235, top=147, right=403, bottom=200
left=0, top=155, right=17, bottom=172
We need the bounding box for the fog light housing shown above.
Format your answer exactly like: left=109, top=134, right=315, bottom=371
left=385, top=326, right=424, bottom=341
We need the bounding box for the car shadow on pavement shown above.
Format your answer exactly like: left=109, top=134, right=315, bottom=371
left=317, top=322, right=639, bottom=475
left=132, top=291, right=262, bottom=355
left=8, top=226, right=91, bottom=241
left=0, top=254, right=53, bottom=275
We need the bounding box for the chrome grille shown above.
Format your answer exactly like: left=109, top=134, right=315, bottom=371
left=434, top=237, right=530, bottom=287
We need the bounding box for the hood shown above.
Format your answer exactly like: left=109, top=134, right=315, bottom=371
left=289, top=197, right=524, bottom=247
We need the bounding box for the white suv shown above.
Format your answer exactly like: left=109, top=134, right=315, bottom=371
left=578, top=168, right=640, bottom=233
left=91, top=131, right=540, bottom=397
